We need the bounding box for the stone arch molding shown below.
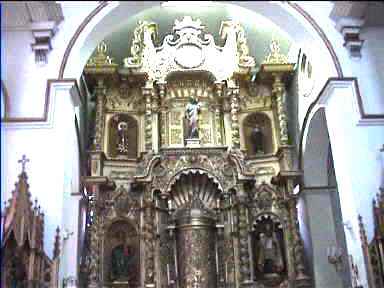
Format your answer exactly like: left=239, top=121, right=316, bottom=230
left=60, top=1, right=341, bottom=83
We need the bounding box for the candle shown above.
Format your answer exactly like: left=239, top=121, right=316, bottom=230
left=225, top=262, right=228, bottom=283
left=167, top=264, right=171, bottom=285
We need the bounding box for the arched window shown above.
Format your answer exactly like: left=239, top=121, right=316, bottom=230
left=108, top=114, right=138, bottom=158
left=243, top=113, right=274, bottom=156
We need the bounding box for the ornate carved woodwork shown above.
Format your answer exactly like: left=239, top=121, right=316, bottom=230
left=83, top=16, right=310, bottom=288
left=1, top=156, right=61, bottom=288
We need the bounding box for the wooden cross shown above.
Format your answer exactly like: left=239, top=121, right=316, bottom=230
left=18, top=155, right=30, bottom=173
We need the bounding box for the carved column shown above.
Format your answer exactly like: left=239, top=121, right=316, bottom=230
left=157, top=83, right=166, bottom=151
left=272, top=74, right=289, bottom=146
left=286, top=178, right=311, bottom=287
left=87, top=187, right=101, bottom=288
left=94, top=79, right=107, bottom=150
left=214, top=82, right=224, bottom=146
left=215, top=197, right=225, bottom=287
left=228, top=86, right=241, bottom=149
left=142, top=86, right=153, bottom=152
left=222, top=191, right=236, bottom=287
left=143, top=187, right=156, bottom=287
left=236, top=187, right=253, bottom=286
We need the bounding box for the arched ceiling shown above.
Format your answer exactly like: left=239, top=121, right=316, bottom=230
left=99, top=3, right=296, bottom=68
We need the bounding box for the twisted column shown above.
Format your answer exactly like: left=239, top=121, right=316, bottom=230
left=286, top=181, right=310, bottom=286
left=272, top=74, right=289, bottom=145
left=214, top=82, right=224, bottom=146
left=87, top=188, right=100, bottom=288
left=93, top=80, right=106, bottom=150
left=236, top=192, right=252, bottom=285
left=143, top=188, right=156, bottom=287
left=228, top=87, right=240, bottom=149
left=142, top=87, right=153, bottom=152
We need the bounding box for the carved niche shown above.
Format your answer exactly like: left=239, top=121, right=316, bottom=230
left=243, top=112, right=274, bottom=156
left=163, top=171, right=224, bottom=288
left=103, top=220, right=140, bottom=287
left=249, top=183, right=289, bottom=287
left=252, top=215, right=287, bottom=286
left=108, top=114, right=138, bottom=159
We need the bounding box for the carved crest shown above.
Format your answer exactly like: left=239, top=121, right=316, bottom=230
left=123, top=16, right=255, bottom=82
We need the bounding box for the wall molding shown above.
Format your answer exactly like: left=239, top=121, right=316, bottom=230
left=2, top=79, right=84, bottom=128
left=299, top=77, right=384, bottom=170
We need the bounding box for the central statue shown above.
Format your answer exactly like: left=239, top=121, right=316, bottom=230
left=185, top=97, right=201, bottom=139
left=257, top=223, right=284, bottom=275
left=111, top=231, right=134, bottom=282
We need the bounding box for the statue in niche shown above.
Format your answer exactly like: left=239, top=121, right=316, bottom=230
left=111, top=230, right=135, bottom=283
left=185, top=97, right=201, bottom=139
left=117, top=121, right=129, bottom=153
left=251, top=125, right=264, bottom=155
left=256, top=222, right=284, bottom=277
left=109, top=114, right=138, bottom=158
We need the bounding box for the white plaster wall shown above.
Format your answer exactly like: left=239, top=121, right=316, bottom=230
left=322, top=83, right=384, bottom=287
left=1, top=2, right=98, bottom=118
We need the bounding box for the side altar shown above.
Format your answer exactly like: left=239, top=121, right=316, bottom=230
left=82, top=16, right=311, bottom=288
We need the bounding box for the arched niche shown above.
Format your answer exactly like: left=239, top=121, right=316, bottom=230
left=107, top=114, right=138, bottom=159
left=103, top=220, right=140, bottom=286
left=243, top=112, right=274, bottom=156
left=252, top=213, right=287, bottom=286
left=167, top=171, right=222, bottom=288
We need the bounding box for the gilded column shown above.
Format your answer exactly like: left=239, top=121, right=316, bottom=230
left=94, top=80, right=106, bottom=150
left=214, top=82, right=224, bottom=146
left=236, top=188, right=253, bottom=286
left=286, top=179, right=311, bottom=286
left=142, top=86, right=153, bottom=152
left=157, top=83, right=166, bottom=150
left=228, top=86, right=241, bottom=149
left=272, top=74, right=289, bottom=145
left=143, top=187, right=156, bottom=287
left=87, top=188, right=100, bottom=288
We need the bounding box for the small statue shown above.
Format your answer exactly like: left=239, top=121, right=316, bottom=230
left=117, top=121, right=129, bottom=153
left=111, top=231, right=134, bottom=282
left=185, top=97, right=201, bottom=139
left=257, top=223, right=284, bottom=275
left=251, top=125, right=264, bottom=155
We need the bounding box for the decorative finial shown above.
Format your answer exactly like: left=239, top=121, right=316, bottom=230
left=18, top=155, right=30, bottom=173
left=53, top=226, right=61, bottom=258
left=263, top=38, right=288, bottom=64
left=86, top=40, right=115, bottom=66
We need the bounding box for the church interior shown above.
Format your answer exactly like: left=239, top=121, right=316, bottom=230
left=1, top=2, right=384, bottom=288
